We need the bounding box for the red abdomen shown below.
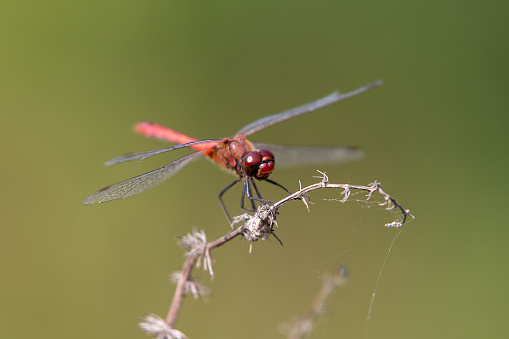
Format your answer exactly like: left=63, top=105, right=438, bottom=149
left=134, top=122, right=218, bottom=151
left=134, top=122, right=255, bottom=177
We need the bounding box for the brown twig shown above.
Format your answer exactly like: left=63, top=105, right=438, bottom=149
left=279, top=266, right=350, bottom=339
left=167, top=228, right=243, bottom=328
left=139, top=174, right=414, bottom=338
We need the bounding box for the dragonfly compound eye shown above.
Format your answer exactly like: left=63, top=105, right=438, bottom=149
left=259, top=148, right=274, bottom=161
left=243, top=149, right=275, bottom=180
left=243, top=151, right=262, bottom=177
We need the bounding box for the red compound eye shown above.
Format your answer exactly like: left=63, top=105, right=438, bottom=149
left=244, top=151, right=262, bottom=177
left=243, top=149, right=275, bottom=179
left=259, top=149, right=274, bottom=161
left=257, top=161, right=274, bottom=179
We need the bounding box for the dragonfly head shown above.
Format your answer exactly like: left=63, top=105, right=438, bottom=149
left=243, top=148, right=275, bottom=180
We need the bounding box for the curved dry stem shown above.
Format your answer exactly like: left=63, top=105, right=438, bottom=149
left=272, top=171, right=414, bottom=228
left=140, top=173, right=414, bottom=338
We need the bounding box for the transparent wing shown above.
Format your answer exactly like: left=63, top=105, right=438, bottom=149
left=82, top=152, right=202, bottom=204
left=235, top=80, right=383, bottom=136
left=104, top=139, right=223, bottom=166
left=252, top=142, right=364, bottom=169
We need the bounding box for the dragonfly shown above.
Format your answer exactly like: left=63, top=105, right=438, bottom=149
left=83, top=80, right=382, bottom=225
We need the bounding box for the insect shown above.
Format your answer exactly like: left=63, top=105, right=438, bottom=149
left=83, top=81, right=382, bottom=224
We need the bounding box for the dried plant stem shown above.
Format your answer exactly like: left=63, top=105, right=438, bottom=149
left=140, top=174, right=414, bottom=338
left=165, top=228, right=243, bottom=329
left=280, top=266, right=349, bottom=339
left=274, top=172, right=413, bottom=228
left=166, top=255, right=196, bottom=329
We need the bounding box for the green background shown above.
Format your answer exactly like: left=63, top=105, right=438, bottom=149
left=2, top=1, right=507, bottom=338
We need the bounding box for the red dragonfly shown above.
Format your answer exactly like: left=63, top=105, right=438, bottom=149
left=83, top=81, right=382, bottom=224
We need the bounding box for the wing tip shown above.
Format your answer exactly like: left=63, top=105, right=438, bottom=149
left=82, top=194, right=102, bottom=205
left=103, top=159, right=116, bottom=167
left=82, top=188, right=112, bottom=205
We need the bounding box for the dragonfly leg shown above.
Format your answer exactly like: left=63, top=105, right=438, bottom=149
left=271, top=231, right=283, bottom=246
left=221, top=177, right=280, bottom=229
left=219, top=177, right=242, bottom=228
left=242, top=178, right=272, bottom=211
left=240, top=179, right=253, bottom=213
left=265, top=178, right=292, bottom=195
left=250, top=177, right=264, bottom=200
left=246, top=178, right=257, bottom=210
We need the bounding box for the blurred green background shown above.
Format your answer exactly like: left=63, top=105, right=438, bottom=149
left=1, top=1, right=508, bottom=338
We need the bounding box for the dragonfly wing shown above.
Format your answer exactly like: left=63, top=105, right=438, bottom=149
left=83, top=152, right=202, bottom=204
left=104, top=139, right=223, bottom=166
left=235, top=80, right=383, bottom=136
left=252, top=142, right=364, bottom=169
